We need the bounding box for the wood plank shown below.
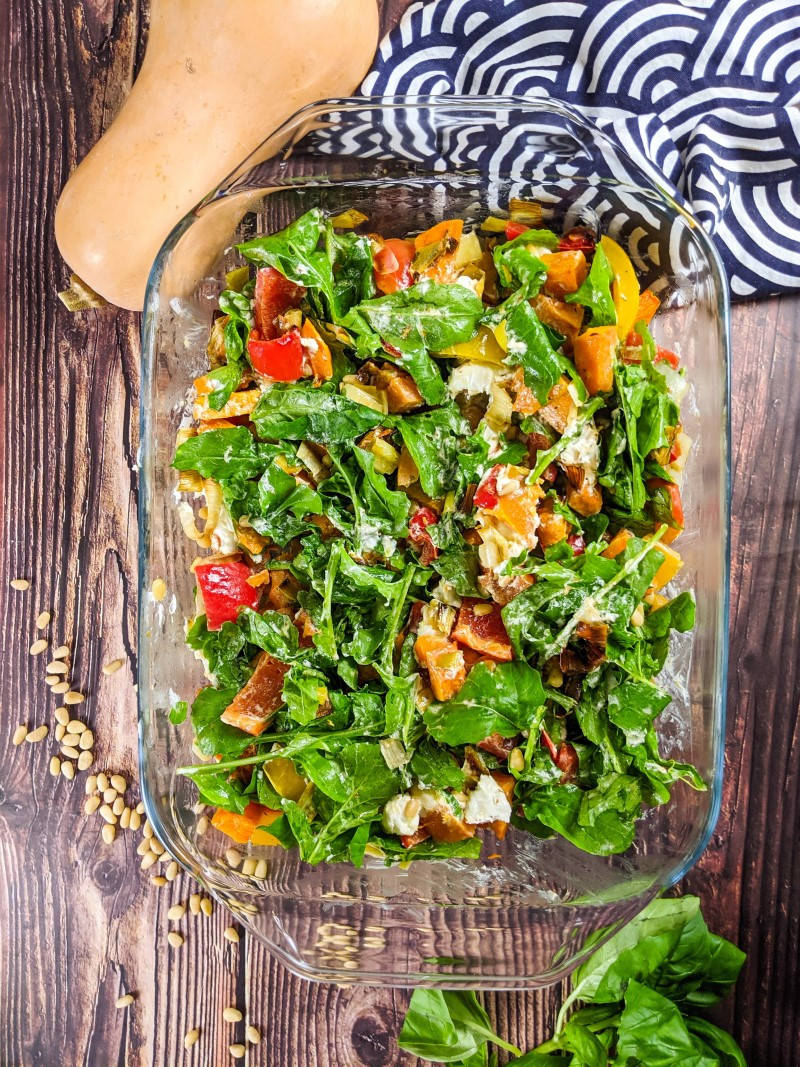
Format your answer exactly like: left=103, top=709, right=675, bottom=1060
left=1, top=0, right=799, bottom=1063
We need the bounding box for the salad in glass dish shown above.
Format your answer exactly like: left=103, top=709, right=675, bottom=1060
left=170, top=203, right=703, bottom=867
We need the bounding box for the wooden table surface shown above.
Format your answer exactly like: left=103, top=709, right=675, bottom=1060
left=2, top=2, right=799, bottom=1065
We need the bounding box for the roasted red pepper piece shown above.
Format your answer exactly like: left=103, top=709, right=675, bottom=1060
left=505, top=220, right=529, bottom=241
left=253, top=266, right=306, bottom=339
left=474, top=465, right=502, bottom=510
left=558, top=228, right=596, bottom=253
left=374, top=238, right=415, bottom=294
left=195, top=559, right=261, bottom=630
left=247, top=328, right=304, bottom=380
left=655, top=345, right=680, bottom=369
left=408, top=506, right=439, bottom=563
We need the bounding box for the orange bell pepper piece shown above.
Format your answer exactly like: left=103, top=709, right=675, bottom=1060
left=414, top=218, right=464, bottom=250
left=540, top=250, right=589, bottom=298
left=211, top=802, right=281, bottom=845
left=636, top=289, right=660, bottom=325
left=301, top=318, right=333, bottom=381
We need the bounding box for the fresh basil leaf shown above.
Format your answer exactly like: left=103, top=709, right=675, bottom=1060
left=236, top=607, right=300, bottom=661
left=190, top=685, right=252, bottom=759
left=615, top=980, right=718, bottom=1067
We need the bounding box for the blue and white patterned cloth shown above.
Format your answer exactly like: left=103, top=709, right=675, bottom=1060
left=361, top=0, right=800, bottom=299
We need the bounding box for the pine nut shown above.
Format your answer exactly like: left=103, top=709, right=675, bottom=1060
left=254, top=859, right=267, bottom=880
left=129, top=810, right=142, bottom=832
left=64, top=691, right=85, bottom=705
left=189, top=894, right=201, bottom=915
left=52, top=681, right=69, bottom=694
left=55, top=707, right=69, bottom=726
left=142, top=820, right=153, bottom=839
left=99, top=804, right=117, bottom=825
left=46, top=661, right=68, bottom=674
left=241, top=858, right=257, bottom=877
left=150, top=838, right=165, bottom=856
left=184, top=1028, right=200, bottom=1050
left=200, top=897, right=213, bottom=917
left=229, top=1044, right=245, bottom=1059
left=135, top=801, right=145, bottom=815
left=52, top=644, right=70, bottom=659
left=85, top=773, right=98, bottom=795
left=29, top=638, right=48, bottom=655
left=66, top=720, right=85, bottom=734
left=223, top=926, right=239, bottom=943
left=168, top=903, right=186, bottom=921
left=110, top=774, right=127, bottom=793
left=97, top=772, right=109, bottom=792
left=103, top=788, right=117, bottom=804
left=151, top=875, right=167, bottom=887
left=225, top=849, right=242, bottom=869
left=79, top=731, right=93, bottom=751
left=245, top=1025, right=261, bottom=1044
left=166, top=861, right=179, bottom=881
left=115, top=993, right=134, bottom=1008
left=61, top=745, right=80, bottom=760
left=10, top=578, right=30, bottom=590
left=140, top=852, right=157, bottom=871
left=191, top=801, right=207, bottom=815
left=61, top=761, right=75, bottom=781
left=151, top=578, right=167, bottom=601
left=55, top=724, right=66, bottom=742
left=45, top=676, right=59, bottom=687
left=12, top=725, right=27, bottom=746
left=102, top=823, right=116, bottom=845
left=102, top=658, right=124, bottom=675
left=167, top=931, right=184, bottom=948
left=49, top=756, right=61, bottom=777
left=36, top=610, right=51, bottom=629
left=120, top=807, right=131, bottom=829
left=196, top=815, right=209, bottom=835
left=112, top=797, right=125, bottom=816
left=84, top=795, right=101, bottom=815
left=136, top=840, right=149, bottom=856
left=77, top=750, right=93, bottom=772
left=223, top=1007, right=242, bottom=1023
left=26, top=725, right=48, bottom=743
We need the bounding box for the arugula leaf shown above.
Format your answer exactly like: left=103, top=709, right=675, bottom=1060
left=503, top=299, right=568, bottom=405
left=565, top=244, right=616, bottom=327
left=352, top=446, right=411, bottom=537
left=192, top=768, right=250, bottom=813
left=410, top=739, right=466, bottom=791
left=185, top=616, right=252, bottom=690
left=356, top=280, right=484, bottom=355
left=424, top=661, right=546, bottom=744
left=251, top=383, right=386, bottom=443
left=395, top=404, right=470, bottom=498
left=237, top=607, right=300, bottom=661
left=493, top=228, right=559, bottom=292
left=206, top=288, right=252, bottom=408
left=521, top=780, right=639, bottom=855
left=251, top=458, right=323, bottom=544
left=190, top=685, right=252, bottom=760
left=172, top=426, right=267, bottom=485
left=282, top=664, right=327, bottom=726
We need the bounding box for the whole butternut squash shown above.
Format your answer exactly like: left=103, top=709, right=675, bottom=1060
left=55, top=0, right=379, bottom=311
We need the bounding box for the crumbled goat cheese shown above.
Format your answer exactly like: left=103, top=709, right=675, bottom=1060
left=559, top=420, right=600, bottom=475
left=465, top=775, right=512, bottom=825
left=382, top=793, right=420, bottom=836
left=299, top=336, right=319, bottom=353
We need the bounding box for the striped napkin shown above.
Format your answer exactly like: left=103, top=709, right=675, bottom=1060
left=361, top=0, right=800, bottom=299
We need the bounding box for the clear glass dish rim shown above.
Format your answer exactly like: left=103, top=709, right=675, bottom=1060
left=137, top=93, right=731, bottom=911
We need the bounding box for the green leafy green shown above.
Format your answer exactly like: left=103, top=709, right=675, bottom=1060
left=251, top=383, right=386, bottom=443
left=425, top=661, right=546, bottom=744
left=565, top=244, right=616, bottom=327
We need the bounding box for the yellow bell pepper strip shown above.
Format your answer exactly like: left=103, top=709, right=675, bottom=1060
left=599, top=234, right=640, bottom=340
left=437, top=324, right=506, bottom=365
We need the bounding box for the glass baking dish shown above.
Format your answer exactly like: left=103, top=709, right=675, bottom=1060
left=138, top=96, right=730, bottom=989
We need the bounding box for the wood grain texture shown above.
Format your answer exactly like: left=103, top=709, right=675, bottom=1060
left=0, top=0, right=798, bottom=1064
